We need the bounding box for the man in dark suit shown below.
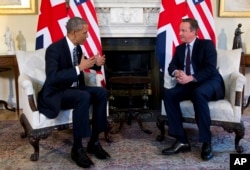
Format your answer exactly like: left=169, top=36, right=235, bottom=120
left=162, top=18, right=225, bottom=161
left=38, top=17, right=110, bottom=168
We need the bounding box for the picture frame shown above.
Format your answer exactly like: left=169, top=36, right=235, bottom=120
left=0, top=0, right=38, bottom=15
left=219, top=0, right=250, bottom=17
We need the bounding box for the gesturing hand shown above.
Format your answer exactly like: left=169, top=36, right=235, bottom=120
left=94, top=53, right=106, bottom=66
left=78, top=56, right=96, bottom=71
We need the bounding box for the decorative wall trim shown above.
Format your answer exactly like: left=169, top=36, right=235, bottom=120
left=94, top=0, right=160, bottom=37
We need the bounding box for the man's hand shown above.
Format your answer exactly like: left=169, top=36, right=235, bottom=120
left=95, top=54, right=105, bottom=66
left=174, top=70, right=194, bottom=84
left=78, top=55, right=96, bottom=71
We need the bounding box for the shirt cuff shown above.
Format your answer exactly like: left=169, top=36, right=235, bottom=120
left=75, top=66, right=80, bottom=75
left=192, top=75, right=197, bottom=82
left=172, top=70, right=177, bottom=76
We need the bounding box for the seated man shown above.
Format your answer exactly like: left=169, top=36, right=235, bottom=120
left=38, top=17, right=110, bottom=168
left=162, top=18, right=225, bottom=161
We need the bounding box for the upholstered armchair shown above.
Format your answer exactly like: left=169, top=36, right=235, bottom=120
left=156, top=48, right=246, bottom=153
left=15, top=49, right=112, bottom=161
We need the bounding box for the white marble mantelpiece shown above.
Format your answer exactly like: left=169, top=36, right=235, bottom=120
left=94, top=0, right=160, bottom=37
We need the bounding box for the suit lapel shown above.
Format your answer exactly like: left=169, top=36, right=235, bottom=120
left=62, top=38, right=74, bottom=67
left=180, top=44, right=186, bottom=67
left=191, top=38, right=199, bottom=71
left=76, top=45, right=83, bottom=65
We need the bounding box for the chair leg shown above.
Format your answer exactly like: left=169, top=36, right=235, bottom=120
left=233, top=121, right=245, bottom=153
left=156, top=115, right=167, bottom=141
left=134, top=112, right=152, bottom=134
left=29, top=135, right=40, bottom=161
left=104, top=117, right=114, bottom=143
left=19, top=114, right=28, bottom=138
left=28, top=129, right=52, bottom=161
left=222, top=121, right=245, bottom=153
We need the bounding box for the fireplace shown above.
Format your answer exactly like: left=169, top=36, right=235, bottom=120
left=102, top=37, right=161, bottom=110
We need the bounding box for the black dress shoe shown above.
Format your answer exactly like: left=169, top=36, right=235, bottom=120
left=201, top=142, right=213, bottom=161
left=162, top=140, right=191, bottom=155
left=71, top=148, right=94, bottom=168
left=87, top=141, right=111, bottom=159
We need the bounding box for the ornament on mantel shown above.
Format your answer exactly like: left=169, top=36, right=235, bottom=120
left=16, top=30, right=26, bottom=51
left=232, top=23, right=244, bottom=50
left=3, top=27, right=15, bottom=54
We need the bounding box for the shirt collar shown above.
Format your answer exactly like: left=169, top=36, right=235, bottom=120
left=187, top=38, right=196, bottom=48
left=66, top=36, right=76, bottom=52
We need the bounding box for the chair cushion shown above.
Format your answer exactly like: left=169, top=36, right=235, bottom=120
left=27, top=110, right=73, bottom=129
left=180, top=100, right=237, bottom=122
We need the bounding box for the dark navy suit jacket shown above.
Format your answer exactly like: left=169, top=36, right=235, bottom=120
left=168, top=38, right=225, bottom=99
left=38, top=37, right=101, bottom=118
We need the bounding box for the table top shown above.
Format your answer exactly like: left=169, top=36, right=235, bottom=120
left=0, top=53, right=15, bottom=57
left=109, top=76, right=150, bottom=85
left=0, top=54, right=17, bottom=66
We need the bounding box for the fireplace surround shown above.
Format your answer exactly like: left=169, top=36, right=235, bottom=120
left=94, top=0, right=161, bottom=110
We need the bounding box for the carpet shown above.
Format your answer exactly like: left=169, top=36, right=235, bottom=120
left=0, top=116, right=250, bottom=170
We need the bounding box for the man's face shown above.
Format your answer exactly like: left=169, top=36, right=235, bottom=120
left=74, top=24, right=88, bottom=44
left=179, top=22, right=196, bottom=43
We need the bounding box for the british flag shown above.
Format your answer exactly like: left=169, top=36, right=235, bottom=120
left=36, top=0, right=69, bottom=49
left=36, top=0, right=105, bottom=86
left=156, top=0, right=215, bottom=74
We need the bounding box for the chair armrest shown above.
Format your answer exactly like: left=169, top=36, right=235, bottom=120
left=18, top=74, right=41, bottom=111
left=228, top=72, right=246, bottom=106
left=229, top=72, right=246, bottom=92
left=163, top=73, right=176, bottom=89
left=18, top=74, right=35, bottom=95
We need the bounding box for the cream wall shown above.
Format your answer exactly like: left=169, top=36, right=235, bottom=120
left=0, top=0, right=250, bottom=107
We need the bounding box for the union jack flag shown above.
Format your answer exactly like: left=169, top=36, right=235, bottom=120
left=36, top=0, right=105, bottom=86
left=156, top=0, right=215, bottom=74
left=36, top=0, right=69, bottom=49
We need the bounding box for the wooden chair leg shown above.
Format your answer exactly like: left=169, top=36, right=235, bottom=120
left=104, top=117, right=114, bottom=143
left=234, top=121, right=245, bottom=153
left=156, top=115, right=167, bottom=141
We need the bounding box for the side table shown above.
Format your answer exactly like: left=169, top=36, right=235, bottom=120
left=0, top=54, right=19, bottom=115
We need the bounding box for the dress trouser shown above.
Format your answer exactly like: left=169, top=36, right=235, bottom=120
left=163, top=78, right=224, bottom=143
left=61, top=86, right=108, bottom=138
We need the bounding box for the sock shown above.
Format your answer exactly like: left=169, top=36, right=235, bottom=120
left=89, top=135, right=98, bottom=144
left=178, top=137, right=188, bottom=144
left=73, top=137, right=83, bottom=150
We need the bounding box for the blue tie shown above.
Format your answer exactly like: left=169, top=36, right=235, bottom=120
left=73, top=47, right=78, bottom=66
left=72, top=47, right=79, bottom=87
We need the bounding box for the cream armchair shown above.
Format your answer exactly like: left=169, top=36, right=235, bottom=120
left=156, top=48, right=246, bottom=153
left=15, top=49, right=112, bottom=161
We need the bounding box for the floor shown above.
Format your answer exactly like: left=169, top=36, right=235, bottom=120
left=1, top=106, right=250, bottom=121
left=0, top=109, right=19, bottom=120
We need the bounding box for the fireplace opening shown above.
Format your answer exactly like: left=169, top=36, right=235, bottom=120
left=105, top=51, right=150, bottom=86
left=102, top=37, right=161, bottom=110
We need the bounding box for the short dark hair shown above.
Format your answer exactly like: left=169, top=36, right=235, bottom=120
left=182, top=18, right=199, bottom=34
left=66, top=17, right=87, bottom=33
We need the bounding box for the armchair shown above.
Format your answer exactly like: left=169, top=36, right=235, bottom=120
left=15, top=49, right=112, bottom=161
left=156, top=48, right=246, bottom=153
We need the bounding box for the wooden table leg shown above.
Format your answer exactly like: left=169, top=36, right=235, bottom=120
left=0, top=100, right=16, bottom=111
left=13, top=65, right=19, bottom=116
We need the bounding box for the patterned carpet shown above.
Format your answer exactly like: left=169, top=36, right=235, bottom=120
left=0, top=116, right=250, bottom=170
